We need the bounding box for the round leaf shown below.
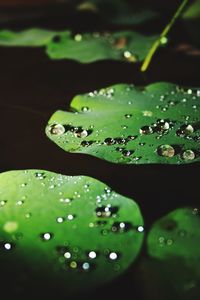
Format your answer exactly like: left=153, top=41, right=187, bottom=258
left=146, top=207, right=200, bottom=298
left=46, top=83, right=200, bottom=164
left=0, top=170, right=144, bottom=294
left=46, top=30, right=157, bottom=63
left=0, top=28, right=157, bottom=63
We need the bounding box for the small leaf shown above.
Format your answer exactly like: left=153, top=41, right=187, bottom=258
left=0, top=28, right=57, bottom=46
left=0, top=170, right=144, bottom=294
left=146, top=207, right=200, bottom=298
left=46, top=83, right=200, bottom=164
left=46, top=30, right=157, bottom=63
left=0, top=28, right=157, bottom=63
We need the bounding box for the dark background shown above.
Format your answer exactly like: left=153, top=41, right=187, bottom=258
left=0, top=1, right=199, bottom=299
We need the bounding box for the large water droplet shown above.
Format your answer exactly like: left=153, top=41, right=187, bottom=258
left=176, top=124, right=194, bottom=137
left=140, top=126, right=153, bottom=135
left=182, top=150, right=195, bottom=160
left=157, top=145, right=175, bottom=157
left=74, top=129, right=88, bottom=138
left=49, top=124, right=65, bottom=135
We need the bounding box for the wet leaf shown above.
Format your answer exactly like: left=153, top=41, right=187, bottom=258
left=0, top=170, right=144, bottom=294
left=46, top=30, right=157, bottom=63
left=146, top=207, right=200, bottom=299
left=77, top=0, right=158, bottom=25
left=46, top=83, right=200, bottom=164
left=0, top=28, right=157, bottom=63
left=0, top=28, right=57, bottom=46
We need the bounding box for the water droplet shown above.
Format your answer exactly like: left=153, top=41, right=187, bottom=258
left=0, top=200, right=7, bottom=207
left=16, top=200, right=24, bottom=206
left=104, top=187, right=111, bottom=194
left=158, top=236, right=165, bottom=245
left=57, top=217, right=64, bottom=223
left=142, top=110, right=153, bottom=117
left=21, top=183, right=27, bottom=188
left=122, top=150, right=133, bottom=157
left=157, top=145, right=175, bottom=157
left=60, top=198, right=72, bottom=204
left=96, top=205, right=118, bottom=218
left=82, top=262, right=90, bottom=270
left=81, top=141, right=92, bottom=147
left=49, top=124, right=65, bottom=135
left=127, top=135, right=137, bottom=141
left=25, top=212, right=32, bottom=218
left=67, top=214, right=75, bottom=221
left=140, top=126, right=153, bottom=135
left=166, top=239, right=174, bottom=246
left=4, top=243, right=12, bottom=250
left=70, top=261, right=77, bottom=269
left=123, top=51, right=136, bottom=62
left=40, top=233, right=53, bottom=241
left=74, top=129, right=88, bottom=138
left=109, top=252, right=118, bottom=260
left=182, top=150, right=195, bottom=160
left=154, top=119, right=171, bottom=133
left=160, top=36, right=168, bottom=44
left=74, top=34, right=82, bottom=42
left=176, top=124, right=194, bottom=137
left=193, top=208, right=199, bottom=215
left=124, top=114, right=132, bottom=118
left=115, top=138, right=126, bottom=145
left=112, top=222, right=132, bottom=233
left=64, top=252, right=71, bottom=259
left=104, top=138, right=115, bottom=145
left=88, top=251, right=97, bottom=259
left=137, top=226, right=144, bottom=232
left=123, top=51, right=132, bottom=58
left=35, top=172, right=46, bottom=180
left=3, top=221, right=18, bottom=233
left=81, top=106, right=89, bottom=112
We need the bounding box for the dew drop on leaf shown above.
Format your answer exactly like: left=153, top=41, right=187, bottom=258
left=157, top=145, right=175, bottom=157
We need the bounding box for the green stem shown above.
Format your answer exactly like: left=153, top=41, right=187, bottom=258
left=141, top=0, right=189, bottom=72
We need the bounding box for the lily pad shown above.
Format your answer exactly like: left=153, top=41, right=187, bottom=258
left=46, top=83, right=200, bottom=164
left=0, top=28, right=57, bottom=46
left=0, top=28, right=157, bottom=63
left=0, top=170, right=144, bottom=294
left=46, top=30, right=157, bottom=63
left=76, top=0, right=158, bottom=25
left=146, top=207, right=200, bottom=298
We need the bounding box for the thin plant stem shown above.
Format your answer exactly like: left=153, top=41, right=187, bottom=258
left=141, top=0, right=189, bottom=72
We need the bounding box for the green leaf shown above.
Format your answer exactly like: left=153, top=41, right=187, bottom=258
left=182, top=0, right=200, bottom=20
left=0, top=28, right=57, bottom=46
left=0, top=170, right=144, bottom=294
left=146, top=207, right=200, bottom=298
left=0, top=28, right=157, bottom=63
left=77, top=0, right=158, bottom=25
left=182, top=0, right=200, bottom=47
left=46, top=30, right=157, bottom=63
left=46, top=83, right=200, bottom=165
